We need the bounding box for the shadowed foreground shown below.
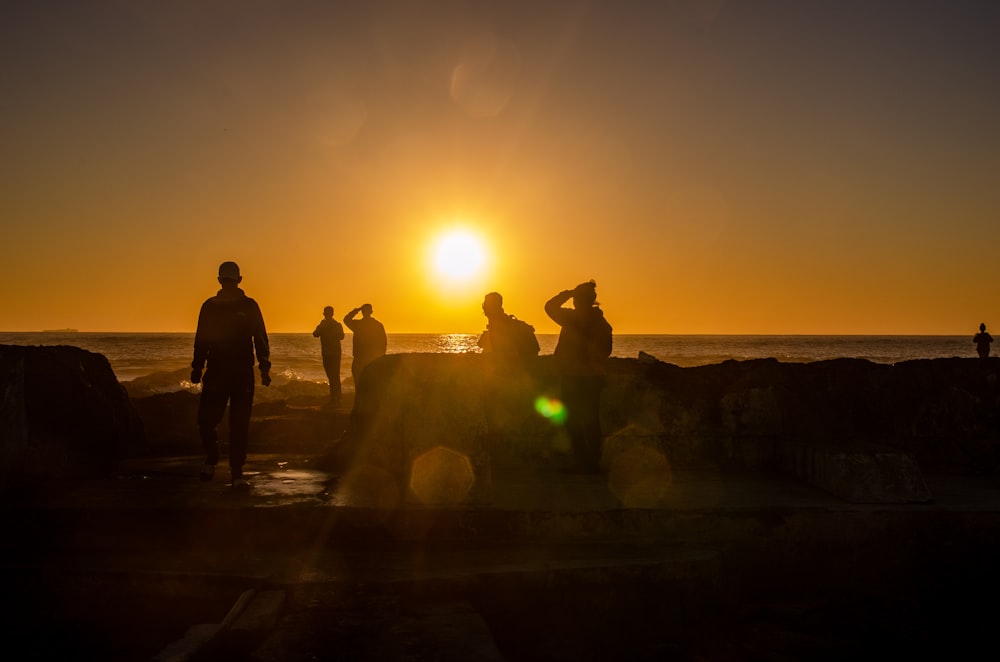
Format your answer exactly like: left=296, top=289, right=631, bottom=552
left=3, top=346, right=1000, bottom=659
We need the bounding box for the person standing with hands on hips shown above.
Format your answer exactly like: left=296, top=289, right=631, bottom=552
left=190, top=261, right=271, bottom=490
left=545, top=280, right=613, bottom=474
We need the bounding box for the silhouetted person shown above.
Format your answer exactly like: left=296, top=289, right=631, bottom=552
left=344, top=303, right=387, bottom=386
left=478, top=292, right=540, bottom=464
left=975, top=323, right=993, bottom=358
left=545, top=280, right=613, bottom=473
left=313, top=306, right=345, bottom=404
left=190, top=261, right=270, bottom=490
left=478, top=291, right=539, bottom=370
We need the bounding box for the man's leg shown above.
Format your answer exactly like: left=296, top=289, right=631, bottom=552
left=196, top=374, right=229, bottom=479
left=227, top=371, right=256, bottom=482
left=324, top=354, right=341, bottom=403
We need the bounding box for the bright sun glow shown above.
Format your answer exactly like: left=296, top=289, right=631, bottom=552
left=431, top=229, right=487, bottom=280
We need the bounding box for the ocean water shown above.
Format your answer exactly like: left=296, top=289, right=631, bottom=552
left=0, top=332, right=976, bottom=392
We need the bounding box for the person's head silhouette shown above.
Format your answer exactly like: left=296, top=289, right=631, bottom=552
left=323, top=306, right=334, bottom=319
left=572, top=280, right=598, bottom=308
left=483, top=292, right=504, bottom=318
left=361, top=303, right=373, bottom=318
left=981, top=323, right=987, bottom=332
left=218, top=261, right=242, bottom=289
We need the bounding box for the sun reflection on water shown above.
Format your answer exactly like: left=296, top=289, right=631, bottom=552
left=434, top=334, right=481, bottom=353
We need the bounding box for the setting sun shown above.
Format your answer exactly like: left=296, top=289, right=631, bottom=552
left=431, top=229, right=488, bottom=281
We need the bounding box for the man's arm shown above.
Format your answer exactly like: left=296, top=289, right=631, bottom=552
left=544, top=290, right=573, bottom=325
left=343, top=308, right=360, bottom=330
left=253, top=302, right=272, bottom=386
left=190, top=302, right=209, bottom=383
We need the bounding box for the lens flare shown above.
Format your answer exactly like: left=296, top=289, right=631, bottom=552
left=534, top=396, right=567, bottom=425
left=410, top=446, right=476, bottom=505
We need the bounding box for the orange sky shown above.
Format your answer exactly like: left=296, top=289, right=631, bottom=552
left=2, top=1, right=999, bottom=335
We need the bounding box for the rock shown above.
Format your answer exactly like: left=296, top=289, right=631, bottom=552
left=637, top=351, right=659, bottom=364
left=780, top=439, right=932, bottom=503
left=325, top=355, right=1000, bottom=503
left=0, top=344, right=144, bottom=487
left=334, top=354, right=494, bottom=503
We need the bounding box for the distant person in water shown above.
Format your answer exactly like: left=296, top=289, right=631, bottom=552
left=190, top=261, right=270, bottom=490
left=545, top=280, right=613, bottom=474
left=344, top=303, right=387, bottom=386
left=313, top=306, right=345, bottom=404
left=478, top=292, right=539, bottom=371
left=975, top=323, right=993, bottom=358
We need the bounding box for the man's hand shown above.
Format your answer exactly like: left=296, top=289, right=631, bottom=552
left=261, top=371, right=272, bottom=387
left=190, top=368, right=202, bottom=384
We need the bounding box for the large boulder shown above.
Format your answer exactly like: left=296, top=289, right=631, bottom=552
left=329, top=354, right=1000, bottom=503
left=0, top=345, right=145, bottom=487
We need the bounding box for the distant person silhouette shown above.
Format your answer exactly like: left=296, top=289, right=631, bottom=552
left=478, top=292, right=539, bottom=370
left=313, top=306, right=345, bottom=404
left=975, top=323, right=993, bottom=358
left=190, top=261, right=270, bottom=490
left=344, top=303, right=387, bottom=386
left=545, top=280, right=613, bottom=474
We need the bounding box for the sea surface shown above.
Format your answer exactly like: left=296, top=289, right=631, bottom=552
left=0, top=332, right=977, bottom=393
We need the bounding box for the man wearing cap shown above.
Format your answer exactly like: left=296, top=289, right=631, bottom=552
left=190, top=261, right=271, bottom=490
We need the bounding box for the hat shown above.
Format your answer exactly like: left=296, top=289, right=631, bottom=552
left=218, top=261, right=241, bottom=281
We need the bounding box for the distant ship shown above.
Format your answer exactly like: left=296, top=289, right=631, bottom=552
left=41, top=328, right=79, bottom=333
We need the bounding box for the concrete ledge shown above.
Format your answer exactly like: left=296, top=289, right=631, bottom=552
left=781, top=439, right=932, bottom=503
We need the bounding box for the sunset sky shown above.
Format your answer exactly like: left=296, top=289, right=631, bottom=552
left=3, top=1, right=998, bottom=335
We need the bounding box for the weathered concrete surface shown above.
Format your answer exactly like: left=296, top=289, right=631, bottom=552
left=0, top=344, right=144, bottom=487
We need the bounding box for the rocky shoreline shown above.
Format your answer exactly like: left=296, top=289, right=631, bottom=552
left=4, top=344, right=1000, bottom=498
left=5, top=344, right=1000, bottom=658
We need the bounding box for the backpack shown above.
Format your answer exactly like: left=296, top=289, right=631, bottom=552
left=509, top=316, right=540, bottom=360
left=588, top=315, right=613, bottom=361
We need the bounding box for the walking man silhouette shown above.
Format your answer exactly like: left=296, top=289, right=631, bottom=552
left=190, top=261, right=271, bottom=490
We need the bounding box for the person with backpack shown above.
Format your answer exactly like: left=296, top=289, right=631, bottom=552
left=478, top=291, right=539, bottom=370
left=545, top=280, right=613, bottom=474
left=478, top=292, right=540, bottom=459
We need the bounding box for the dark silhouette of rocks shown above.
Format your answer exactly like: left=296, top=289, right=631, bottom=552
left=0, top=344, right=144, bottom=487
left=6, top=343, right=1000, bottom=502
left=327, top=354, right=1000, bottom=503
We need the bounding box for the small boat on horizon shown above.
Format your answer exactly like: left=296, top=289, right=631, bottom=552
left=41, top=328, right=79, bottom=333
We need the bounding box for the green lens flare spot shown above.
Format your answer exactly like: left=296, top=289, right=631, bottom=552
left=534, top=396, right=566, bottom=425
